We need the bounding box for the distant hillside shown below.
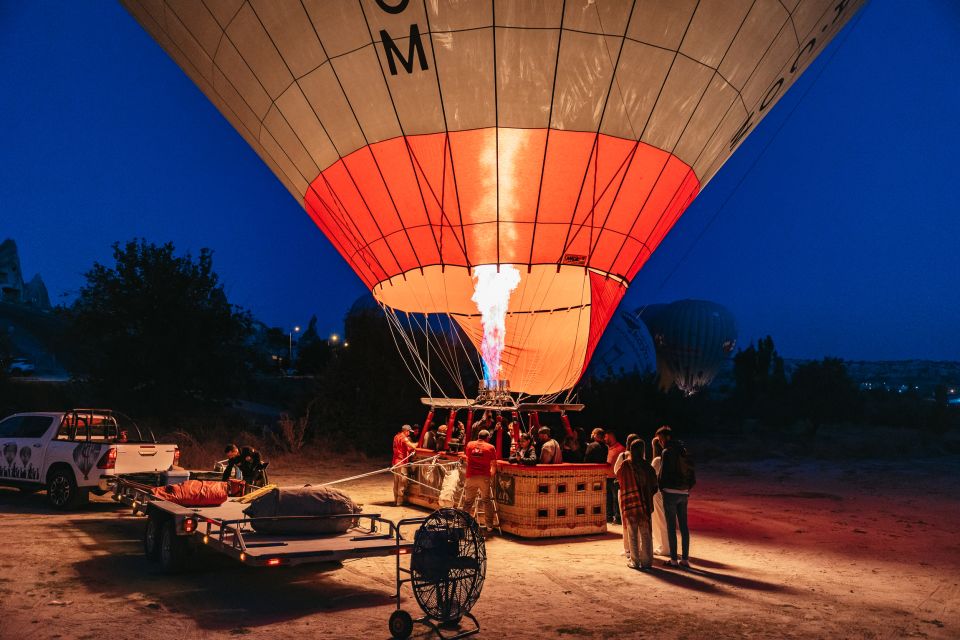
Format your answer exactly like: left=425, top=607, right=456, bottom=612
left=712, top=356, right=960, bottom=397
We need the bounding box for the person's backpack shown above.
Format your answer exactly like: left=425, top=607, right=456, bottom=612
left=676, top=446, right=696, bottom=490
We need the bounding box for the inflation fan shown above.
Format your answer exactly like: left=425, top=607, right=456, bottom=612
left=391, top=508, right=486, bottom=639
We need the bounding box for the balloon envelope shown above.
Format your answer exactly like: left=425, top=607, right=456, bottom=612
left=640, top=299, right=737, bottom=395
left=587, top=306, right=656, bottom=379
left=123, top=0, right=862, bottom=394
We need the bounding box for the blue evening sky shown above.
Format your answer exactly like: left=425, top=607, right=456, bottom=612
left=2, top=1, right=959, bottom=361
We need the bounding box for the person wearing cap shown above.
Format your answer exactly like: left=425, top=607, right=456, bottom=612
left=392, top=424, right=417, bottom=506
left=462, top=429, right=498, bottom=533
left=537, top=426, right=562, bottom=464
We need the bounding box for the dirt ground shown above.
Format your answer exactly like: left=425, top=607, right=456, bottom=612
left=0, top=455, right=957, bottom=640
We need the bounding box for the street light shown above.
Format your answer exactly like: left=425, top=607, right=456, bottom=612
left=288, top=325, right=301, bottom=367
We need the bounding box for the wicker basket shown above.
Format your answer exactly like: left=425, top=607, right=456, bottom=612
left=493, top=461, right=608, bottom=538
left=405, top=450, right=455, bottom=510
left=404, top=453, right=609, bottom=538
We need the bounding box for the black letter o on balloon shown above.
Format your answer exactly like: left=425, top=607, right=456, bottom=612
left=759, top=78, right=784, bottom=112
left=376, top=0, right=410, bottom=14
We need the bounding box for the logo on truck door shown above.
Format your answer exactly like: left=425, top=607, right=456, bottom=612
left=1, top=442, right=16, bottom=478
left=73, top=442, right=102, bottom=480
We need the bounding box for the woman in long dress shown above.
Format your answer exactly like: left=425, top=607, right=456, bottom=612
left=618, top=434, right=639, bottom=557
left=615, top=439, right=657, bottom=570
left=650, top=435, right=669, bottom=556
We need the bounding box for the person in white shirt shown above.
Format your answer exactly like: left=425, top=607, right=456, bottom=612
left=536, top=426, right=562, bottom=464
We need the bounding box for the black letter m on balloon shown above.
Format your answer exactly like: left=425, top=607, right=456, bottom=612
left=381, top=24, right=428, bottom=75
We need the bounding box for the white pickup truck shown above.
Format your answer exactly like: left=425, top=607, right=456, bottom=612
left=0, top=409, right=179, bottom=509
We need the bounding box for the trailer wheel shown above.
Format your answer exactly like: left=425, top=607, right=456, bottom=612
left=144, top=514, right=162, bottom=562
left=388, top=610, right=413, bottom=639
left=158, top=520, right=190, bottom=573
left=47, top=467, right=89, bottom=510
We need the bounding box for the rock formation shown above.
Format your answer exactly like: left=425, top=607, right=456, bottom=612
left=0, top=238, right=50, bottom=309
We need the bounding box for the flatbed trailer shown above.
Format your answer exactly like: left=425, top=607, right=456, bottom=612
left=112, top=472, right=413, bottom=571
left=112, top=474, right=485, bottom=639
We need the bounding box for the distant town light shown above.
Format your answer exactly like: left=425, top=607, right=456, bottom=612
left=294, top=326, right=301, bottom=332
left=330, top=334, right=340, bottom=343
left=344, top=341, right=350, bottom=347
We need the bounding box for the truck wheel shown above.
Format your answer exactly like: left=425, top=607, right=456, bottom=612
left=158, top=520, right=190, bottom=573
left=47, top=468, right=89, bottom=510
left=144, top=515, right=163, bottom=562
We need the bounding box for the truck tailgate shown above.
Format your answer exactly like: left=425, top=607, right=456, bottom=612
left=115, top=444, right=177, bottom=474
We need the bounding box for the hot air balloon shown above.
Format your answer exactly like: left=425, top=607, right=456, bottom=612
left=73, top=443, right=102, bottom=481
left=640, top=299, right=737, bottom=395
left=18, top=446, right=31, bottom=479
left=122, top=0, right=862, bottom=399
left=2, top=443, right=16, bottom=475
left=588, top=306, right=655, bottom=379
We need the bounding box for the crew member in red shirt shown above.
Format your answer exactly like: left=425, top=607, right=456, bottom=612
left=462, top=429, right=498, bottom=533
left=392, top=424, right=417, bottom=506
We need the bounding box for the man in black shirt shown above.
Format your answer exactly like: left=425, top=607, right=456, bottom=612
left=221, top=443, right=267, bottom=484
left=583, top=428, right=608, bottom=464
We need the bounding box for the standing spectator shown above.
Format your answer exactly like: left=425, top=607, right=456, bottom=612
left=650, top=429, right=670, bottom=556
left=392, top=424, right=417, bottom=506
left=615, top=434, right=640, bottom=557
left=583, top=428, right=608, bottom=464
left=491, top=417, right=513, bottom=460
left=509, top=433, right=538, bottom=465
left=436, top=424, right=449, bottom=451
left=561, top=434, right=584, bottom=463
left=462, top=429, right=498, bottom=533
left=615, top=438, right=658, bottom=570
left=472, top=410, right=494, bottom=435
left=605, top=431, right=625, bottom=524
left=421, top=422, right=439, bottom=451
left=657, top=426, right=695, bottom=567
left=613, top=433, right=639, bottom=470
left=536, top=426, right=563, bottom=464
left=447, top=421, right=466, bottom=452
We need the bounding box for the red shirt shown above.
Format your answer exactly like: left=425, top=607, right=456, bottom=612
left=606, top=442, right=625, bottom=478
left=392, top=432, right=415, bottom=465
left=464, top=440, right=497, bottom=478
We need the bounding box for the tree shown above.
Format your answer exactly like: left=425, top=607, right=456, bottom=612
left=68, top=239, right=254, bottom=412
left=732, top=335, right=787, bottom=422
left=789, top=357, right=859, bottom=437
left=295, top=315, right=332, bottom=374
left=0, top=328, right=12, bottom=394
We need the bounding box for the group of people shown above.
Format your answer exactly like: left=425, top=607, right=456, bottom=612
left=614, top=426, right=695, bottom=570
left=390, top=417, right=696, bottom=565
